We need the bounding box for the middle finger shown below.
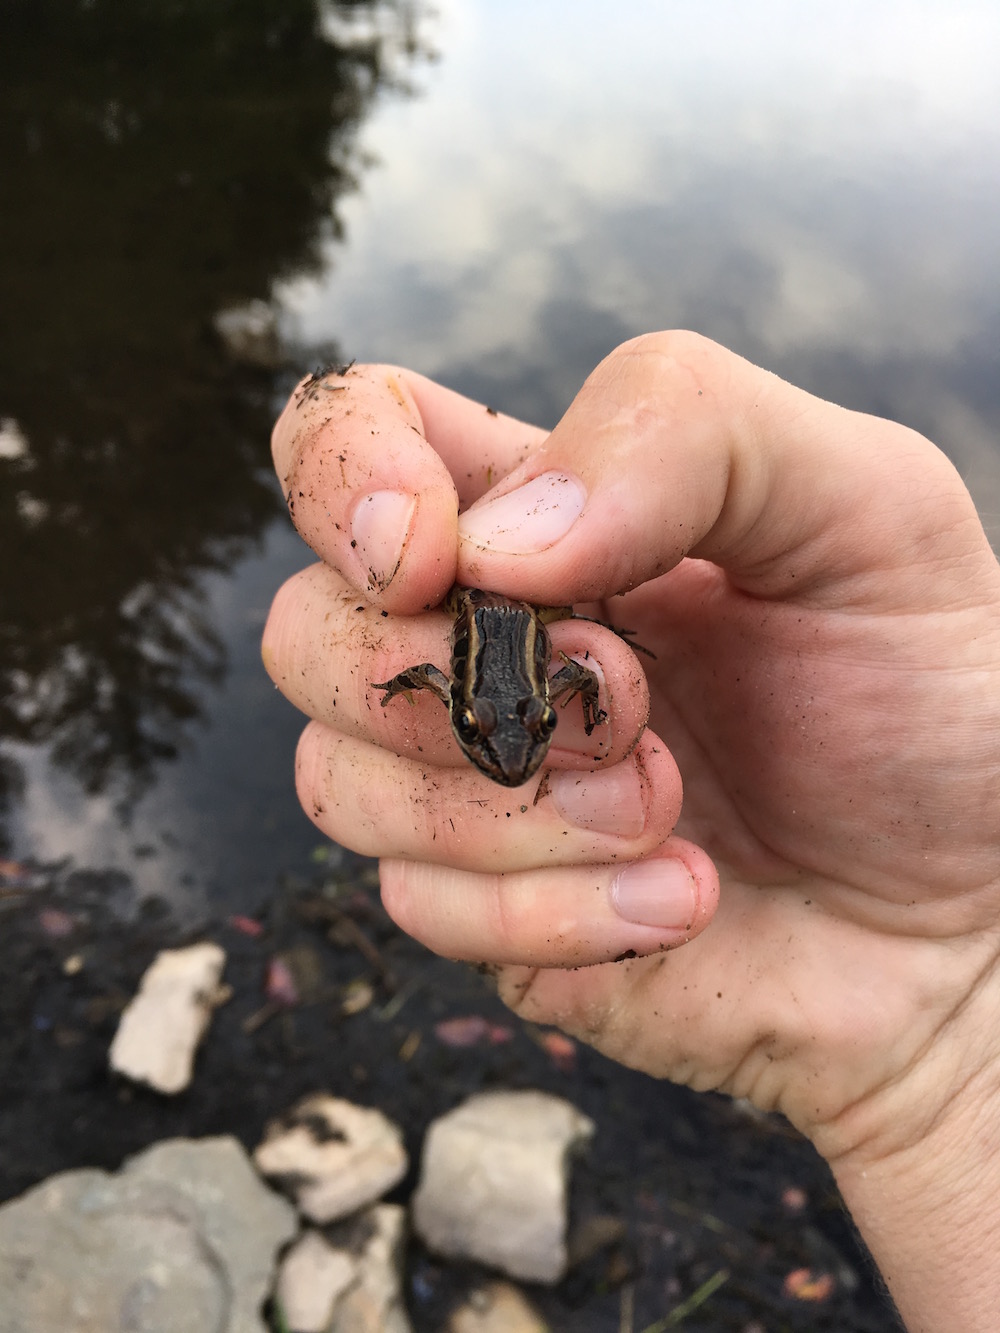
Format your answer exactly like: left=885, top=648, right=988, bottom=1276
left=294, top=722, right=682, bottom=871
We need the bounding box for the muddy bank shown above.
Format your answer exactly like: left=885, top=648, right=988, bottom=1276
left=0, top=856, right=899, bottom=1331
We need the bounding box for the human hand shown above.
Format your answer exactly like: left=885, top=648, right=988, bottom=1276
left=264, top=336, right=1000, bottom=1271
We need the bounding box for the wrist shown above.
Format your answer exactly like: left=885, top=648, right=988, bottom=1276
left=824, top=982, right=1000, bottom=1331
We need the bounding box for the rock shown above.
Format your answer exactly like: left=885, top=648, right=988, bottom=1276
left=0, top=1136, right=297, bottom=1333
left=412, top=1090, right=595, bottom=1284
left=254, top=1093, right=408, bottom=1224
left=276, top=1206, right=411, bottom=1333
left=275, top=1230, right=356, bottom=1332
left=447, top=1280, right=548, bottom=1333
left=336, top=1204, right=410, bottom=1333
left=109, top=941, right=227, bottom=1093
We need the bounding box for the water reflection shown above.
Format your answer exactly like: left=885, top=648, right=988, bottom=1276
left=286, top=1, right=1000, bottom=505
left=1, top=1, right=998, bottom=910
left=0, top=0, right=428, bottom=836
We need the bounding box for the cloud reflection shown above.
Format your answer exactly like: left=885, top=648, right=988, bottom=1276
left=280, top=0, right=1000, bottom=400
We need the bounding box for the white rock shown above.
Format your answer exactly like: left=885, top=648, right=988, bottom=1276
left=254, top=1094, right=408, bottom=1224
left=109, top=942, right=227, bottom=1094
left=275, top=1230, right=356, bottom=1333
left=334, top=1204, right=411, bottom=1333
left=412, top=1090, right=595, bottom=1284
left=276, top=1206, right=411, bottom=1333
left=447, top=1280, right=548, bottom=1333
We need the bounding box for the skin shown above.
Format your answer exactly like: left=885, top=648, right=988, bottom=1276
left=263, top=331, right=1000, bottom=1330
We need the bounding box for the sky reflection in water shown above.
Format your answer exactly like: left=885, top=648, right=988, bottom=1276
left=284, top=3, right=1000, bottom=457
left=3, top=0, right=999, bottom=916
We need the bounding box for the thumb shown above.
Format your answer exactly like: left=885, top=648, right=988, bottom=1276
left=457, top=331, right=990, bottom=613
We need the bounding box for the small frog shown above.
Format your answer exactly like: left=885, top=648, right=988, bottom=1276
left=372, top=585, right=615, bottom=787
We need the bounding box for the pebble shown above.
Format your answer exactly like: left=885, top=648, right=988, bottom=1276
left=446, top=1280, right=548, bottom=1333
left=412, top=1089, right=595, bottom=1284
left=277, top=1204, right=411, bottom=1333
left=254, top=1092, right=408, bottom=1224
left=275, top=1229, right=357, bottom=1332
left=108, top=941, right=228, bottom=1094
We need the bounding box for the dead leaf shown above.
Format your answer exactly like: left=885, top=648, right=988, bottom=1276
left=435, top=1016, right=514, bottom=1048
left=227, top=914, right=264, bottom=937
left=342, top=978, right=375, bottom=1015
left=540, top=1030, right=576, bottom=1072
left=783, top=1268, right=835, bottom=1301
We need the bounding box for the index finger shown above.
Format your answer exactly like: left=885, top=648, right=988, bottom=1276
left=270, top=363, right=547, bottom=612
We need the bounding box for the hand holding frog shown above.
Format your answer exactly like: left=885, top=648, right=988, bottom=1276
left=265, top=332, right=1000, bottom=1330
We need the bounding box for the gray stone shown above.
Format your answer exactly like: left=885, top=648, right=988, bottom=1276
left=109, top=941, right=228, bottom=1093
left=0, top=1136, right=297, bottom=1333
left=275, top=1206, right=411, bottom=1333
left=412, top=1090, right=595, bottom=1284
left=254, top=1094, right=407, bottom=1225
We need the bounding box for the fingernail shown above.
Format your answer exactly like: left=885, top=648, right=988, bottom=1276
left=459, top=471, right=586, bottom=553
left=548, top=759, right=646, bottom=838
left=351, top=490, right=416, bottom=592
left=610, top=859, right=697, bottom=930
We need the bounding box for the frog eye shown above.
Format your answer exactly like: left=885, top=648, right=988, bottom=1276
left=455, top=707, right=480, bottom=742
left=520, top=696, right=558, bottom=738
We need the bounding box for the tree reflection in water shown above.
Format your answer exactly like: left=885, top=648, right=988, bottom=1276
left=0, top=0, right=429, bottom=835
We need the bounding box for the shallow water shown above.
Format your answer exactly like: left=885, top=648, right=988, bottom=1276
left=2, top=0, right=999, bottom=917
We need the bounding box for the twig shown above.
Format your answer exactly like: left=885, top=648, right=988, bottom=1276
left=640, top=1268, right=729, bottom=1331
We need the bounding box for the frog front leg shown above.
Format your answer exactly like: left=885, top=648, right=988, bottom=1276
left=372, top=663, right=451, bottom=709
left=548, top=654, right=608, bottom=734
